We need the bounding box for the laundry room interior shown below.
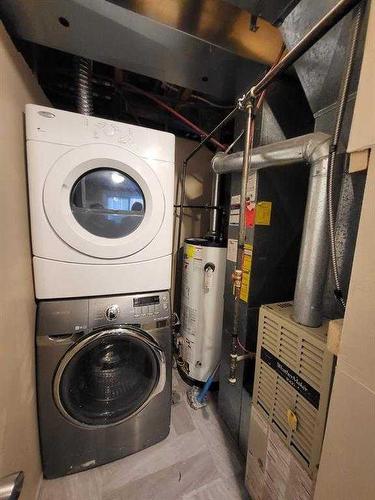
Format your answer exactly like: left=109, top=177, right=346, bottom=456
left=1, top=1, right=375, bottom=499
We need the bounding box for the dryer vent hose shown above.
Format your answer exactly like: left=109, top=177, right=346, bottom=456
left=76, top=57, right=93, bottom=116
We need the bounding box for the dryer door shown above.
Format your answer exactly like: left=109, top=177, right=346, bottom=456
left=43, top=144, right=165, bottom=259
left=54, top=327, right=166, bottom=428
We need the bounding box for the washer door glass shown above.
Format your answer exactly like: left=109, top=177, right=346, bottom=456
left=58, top=331, right=159, bottom=426
left=70, top=168, right=145, bottom=239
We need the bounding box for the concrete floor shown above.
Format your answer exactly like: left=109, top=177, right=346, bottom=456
left=39, top=368, right=249, bottom=500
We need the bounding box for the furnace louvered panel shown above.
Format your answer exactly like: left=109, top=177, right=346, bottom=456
left=253, top=302, right=335, bottom=477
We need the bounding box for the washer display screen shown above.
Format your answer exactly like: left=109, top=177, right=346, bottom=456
left=133, top=296, right=160, bottom=307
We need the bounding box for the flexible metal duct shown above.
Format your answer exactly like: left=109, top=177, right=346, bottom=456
left=76, top=57, right=93, bottom=116
left=212, top=132, right=331, bottom=327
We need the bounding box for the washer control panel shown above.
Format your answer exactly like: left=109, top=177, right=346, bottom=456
left=89, top=291, right=170, bottom=329
left=132, top=294, right=169, bottom=319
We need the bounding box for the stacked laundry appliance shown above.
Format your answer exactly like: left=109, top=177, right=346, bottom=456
left=26, top=105, right=175, bottom=478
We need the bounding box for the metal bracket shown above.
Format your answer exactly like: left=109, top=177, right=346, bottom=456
left=237, top=92, right=257, bottom=112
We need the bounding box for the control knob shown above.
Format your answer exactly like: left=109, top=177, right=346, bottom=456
left=105, top=304, right=120, bottom=321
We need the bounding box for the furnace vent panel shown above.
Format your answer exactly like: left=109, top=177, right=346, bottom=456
left=253, top=302, right=335, bottom=477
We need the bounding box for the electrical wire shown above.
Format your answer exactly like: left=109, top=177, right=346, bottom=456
left=327, top=1, right=363, bottom=310
left=224, top=130, right=244, bottom=153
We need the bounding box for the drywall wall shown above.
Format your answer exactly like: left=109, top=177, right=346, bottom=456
left=172, top=137, right=214, bottom=311
left=0, top=23, right=49, bottom=499
left=314, top=151, right=375, bottom=499
left=348, top=0, right=375, bottom=153
left=314, top=7, right=375, bottom=496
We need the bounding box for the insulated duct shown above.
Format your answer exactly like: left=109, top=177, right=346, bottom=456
left=76, top=57, right=93, bottom=116
left=212, top=132, right=331, bottom=327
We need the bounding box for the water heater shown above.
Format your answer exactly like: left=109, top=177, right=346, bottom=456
left=179, top=238, right=226, bottom=384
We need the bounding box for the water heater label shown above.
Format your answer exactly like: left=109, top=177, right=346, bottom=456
left=260, top=347, right=320, bottom=409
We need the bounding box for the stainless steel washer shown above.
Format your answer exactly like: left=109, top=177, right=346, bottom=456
left=36, top=291, right=171, bottom=479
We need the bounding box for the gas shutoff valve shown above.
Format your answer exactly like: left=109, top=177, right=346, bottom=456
left=232, top=269, right=242, bottom=296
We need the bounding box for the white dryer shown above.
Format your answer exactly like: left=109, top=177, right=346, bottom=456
left=26, top=105, right=175, bottom=299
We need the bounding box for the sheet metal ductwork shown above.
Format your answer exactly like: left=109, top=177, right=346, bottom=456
left=212, top=132, right=331, bottom=328
left=280, top=0, right=368, bottom=318
left=0, top=0, right=282, bottom=101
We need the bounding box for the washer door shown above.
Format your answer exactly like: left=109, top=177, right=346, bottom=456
left=54, top=327, right=166, bottom=428
left=43, top=144, right=165, bottom=259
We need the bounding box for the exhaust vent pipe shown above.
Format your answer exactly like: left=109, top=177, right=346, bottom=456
left=76, top=57, right=93, bottom=116
left=208, top=173, right=220, bottom=238
left=212, top=132, right=331, bottom=327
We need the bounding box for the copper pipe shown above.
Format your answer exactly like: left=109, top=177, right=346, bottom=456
left=124, top=82, right=226, bottom=151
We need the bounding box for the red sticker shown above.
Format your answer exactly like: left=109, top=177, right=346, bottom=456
left=245, top=202, right=256, bottom=228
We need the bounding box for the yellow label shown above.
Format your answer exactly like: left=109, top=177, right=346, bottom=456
left=240, top=271, right=250, bottom=302
left=186, top=244, right=195, bottom=259
left=242, top=243, right=253, bottom=272
left=240, top=243, right=253, bottom=302
left=256, top=201, right=272, bottom=226
left=287, top=409, right=298, bottom=431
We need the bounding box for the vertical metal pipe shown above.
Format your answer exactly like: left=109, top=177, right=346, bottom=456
left=176, top=160, right=188, bottom=255
left=209, top=173, right=220, bottom=237
left=293, top=157, right=330, bottom=327
left=228, top=101, right=255, bottom=384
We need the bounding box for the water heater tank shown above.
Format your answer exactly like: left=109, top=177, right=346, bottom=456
left=179, top=238, right=226, bottom=384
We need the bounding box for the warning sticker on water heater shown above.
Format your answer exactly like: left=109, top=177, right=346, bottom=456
left=185, top=244, right=195, bottom=259
left=185, top=244, right=202, bottom=260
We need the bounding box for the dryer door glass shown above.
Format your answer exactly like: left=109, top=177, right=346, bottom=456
left=70, top=168, right=145, bottom=238
left=58, top=332, right=158, bottom=426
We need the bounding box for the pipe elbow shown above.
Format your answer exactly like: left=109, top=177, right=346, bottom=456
left=211, top=152, right=227, bottom=173
left=304, top=132, right=331, bottom=165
